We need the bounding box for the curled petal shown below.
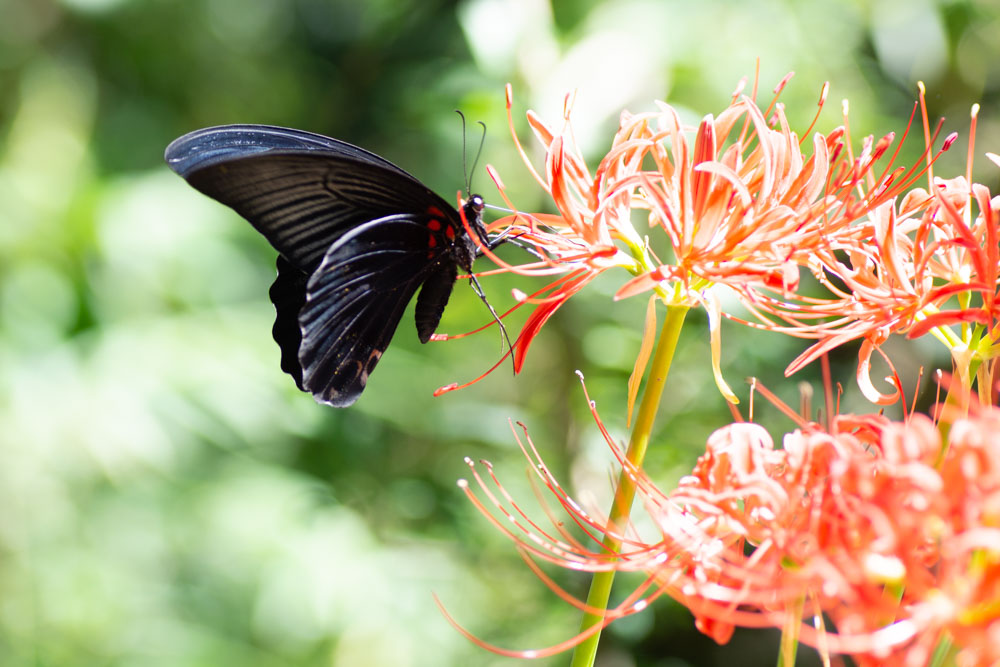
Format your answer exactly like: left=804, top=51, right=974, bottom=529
left=704, top=291, right=740, bottom=404
left=513, top=292, right=572, bottom=372
left=856, top=338, right=900, bottom=405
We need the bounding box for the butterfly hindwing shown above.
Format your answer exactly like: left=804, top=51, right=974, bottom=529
left=296, top=215, right=455, bottom=406
left=269, top=255, right=309, bottom=390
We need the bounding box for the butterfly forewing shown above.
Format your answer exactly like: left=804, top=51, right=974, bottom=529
left=178, top=152, right=457, bottom=272
left=165, top=124, right=411, bottom=178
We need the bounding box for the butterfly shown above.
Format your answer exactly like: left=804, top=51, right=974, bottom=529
left=165, top=124, right=490, bottom=407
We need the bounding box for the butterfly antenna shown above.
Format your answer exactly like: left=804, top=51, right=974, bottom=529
left=455, top=109, right=472, bottom=194
left=468, top=121, right=487, bottom=193
left=468, top=274, right=515, bottom=368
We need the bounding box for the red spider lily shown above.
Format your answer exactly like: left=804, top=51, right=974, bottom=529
left=735, top=99, right=1000, bottom=404
left=467, top=75, right=940, bottom=397
left=446, top=380, right=1000, bottom=665
left=463, top=84, right=654, bottom=374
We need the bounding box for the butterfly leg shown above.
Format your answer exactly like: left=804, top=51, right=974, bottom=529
left=486, top=229, right=549, bottom=264
left=467, top=273, right=516, bottom=371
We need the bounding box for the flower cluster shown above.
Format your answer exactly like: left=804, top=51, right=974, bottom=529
left=744, top=131, right=1000, bottom=404
left=477, top=78, right=999, bottom=404
left=454, top=386, right=1000, bottom=665
left=445, top=75, right=1000, bottom=666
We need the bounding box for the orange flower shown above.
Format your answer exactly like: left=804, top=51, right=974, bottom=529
left=463, top=75, right=935, bottom=400
left=728, top=93, right=1000, bottom=404
left=447, top=381, right=1000, bottom=665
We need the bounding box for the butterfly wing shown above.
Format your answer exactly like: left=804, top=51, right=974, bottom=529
left=297, top=215, right=454, bottom=406
left=164, top=125, right=461, bottom=271
left=268, top=255, right=309, bottom=390
left=165, top=124, right=483, bottom=406
left=164, top=124, right=412, bottom=176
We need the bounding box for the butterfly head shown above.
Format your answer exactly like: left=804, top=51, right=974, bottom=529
left=465, top=193, right=484, bottom=213
left=456, top=194, right=488, bottom=262
left=462, top=194, right=486, bottom=231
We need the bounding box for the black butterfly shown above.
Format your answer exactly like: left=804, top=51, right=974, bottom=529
left=165, top=124, right=490, bottom=407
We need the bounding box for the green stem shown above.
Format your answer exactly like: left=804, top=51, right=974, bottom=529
left=569, top=304, right=689, bottom=667
left=776, top=596, right=803, bottom=667
left=928, top=633, right=956, bottom=667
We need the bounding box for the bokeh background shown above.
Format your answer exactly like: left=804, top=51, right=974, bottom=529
left=2, top=0, right=999, bottom=665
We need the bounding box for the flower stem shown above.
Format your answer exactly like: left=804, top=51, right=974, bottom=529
left=569, top=304, right=689, bottom=667
left=777, top=597, right=804, bottom=667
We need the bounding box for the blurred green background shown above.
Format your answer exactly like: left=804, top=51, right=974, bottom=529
left=2, top=0, right=998, bottom=665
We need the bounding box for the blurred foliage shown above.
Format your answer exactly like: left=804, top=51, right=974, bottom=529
left=1, top=0, right=999, bottom=665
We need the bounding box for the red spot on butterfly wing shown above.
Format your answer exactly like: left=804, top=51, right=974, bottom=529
left=425, top=213, right=449, bottom=259
left=427, top=226, right=442, bottom=259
